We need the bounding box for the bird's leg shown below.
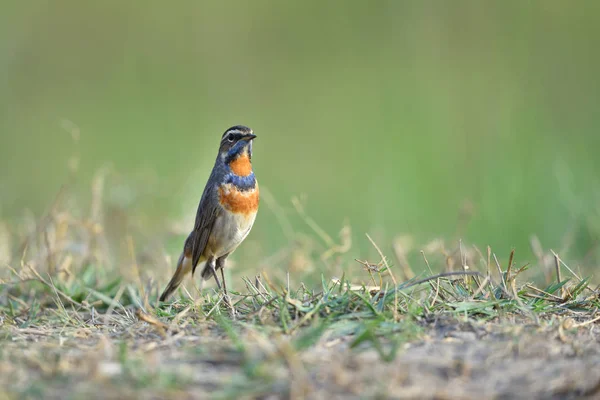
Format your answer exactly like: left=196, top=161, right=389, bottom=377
left=220, top=267, right=234, bottom=313
left=208, top=257, right=222, bottom=290
left=216, top=256, right=235, bottom=317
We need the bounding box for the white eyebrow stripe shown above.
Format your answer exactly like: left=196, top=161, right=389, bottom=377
left=222, top=129, right=244, bottom=138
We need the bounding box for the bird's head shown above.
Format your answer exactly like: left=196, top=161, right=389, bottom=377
left=219, top=125, right=257, bottom=175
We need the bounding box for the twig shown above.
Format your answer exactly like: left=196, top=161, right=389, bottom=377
left=103, top=284, right=127, bottom=325
left=420, top=251, right=433, bottom=275
left=493, top=253, right=509, bottom=296
left=11, top=328, right=53, bottom=336
left=522, top=293, right=562, bottom=303
left=420, top=250, right=441, bottom=306
left=459, top=240, right=468, bottom=278
left=553, top=251, right=565, bottom=298
left=506, top=249, right=515, bottom=282
left=245, top=296, right=279, bottom=319
left=44, top=229, right=55, bottom=275
left=525, top=284, right=564, bottom=301
left=486, top=246, right=491, bottom=280
left=572, top=315, right=600, bottom=328
left=551, top=250, right=583, bottom=283
left=430, top=277, right=441, bottom=308
left=289, top=298, right=323, bottom=333
left=355, top=258, right=382, bottom=288
left=136, top=309, right=170, bottom=338
left=471, top=276, right=491, bottom=299
left=255, top=275, right=272, bottom=299
left=366, top=233, right=399, bottom=322
left=401, top=271, right=484, bottom=290
left=26, top=263, right=86, bottom=309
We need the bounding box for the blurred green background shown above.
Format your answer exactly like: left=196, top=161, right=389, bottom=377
left=1, top=1, right=600, bottom=276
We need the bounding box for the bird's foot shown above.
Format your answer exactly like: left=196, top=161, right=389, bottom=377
left=223, top=293, right=236, bottom=319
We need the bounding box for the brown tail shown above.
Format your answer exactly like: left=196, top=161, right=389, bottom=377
left=159, top=253, right=192, bottom=302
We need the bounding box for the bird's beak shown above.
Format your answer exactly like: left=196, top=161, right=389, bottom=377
left=244, top=134, right=257, bottom=141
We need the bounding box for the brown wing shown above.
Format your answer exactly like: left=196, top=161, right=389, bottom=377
left=190, top=183, right=221, bottom=275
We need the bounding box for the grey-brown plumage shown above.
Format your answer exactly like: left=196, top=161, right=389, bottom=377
left=159, top=126, right=258, bottom=303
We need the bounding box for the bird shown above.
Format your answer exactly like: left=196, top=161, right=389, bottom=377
left=159, top=125, right=259, bottom=307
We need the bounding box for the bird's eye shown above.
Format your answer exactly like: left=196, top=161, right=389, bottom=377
left=227, top=134, right=235, bottom=142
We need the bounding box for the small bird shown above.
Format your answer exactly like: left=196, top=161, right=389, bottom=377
left=159, top=125, right=259, bottom=306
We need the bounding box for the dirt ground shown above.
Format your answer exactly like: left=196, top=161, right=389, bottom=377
left=2, top=312, right=600, bottom=400
left=308, top=316, right=600, bottom=399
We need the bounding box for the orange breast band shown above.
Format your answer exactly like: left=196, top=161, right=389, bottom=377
left=218, top=184, right=260, bottom=214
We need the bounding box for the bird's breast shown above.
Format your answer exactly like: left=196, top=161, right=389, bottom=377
left=207, top=204, right=257, bottom=257
left=218, top=182, right=260, bottom=216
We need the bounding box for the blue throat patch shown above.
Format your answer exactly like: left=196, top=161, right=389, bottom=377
left=225, top=172, right=256, bottom=191
left=224, top=141, right=252, bottom=165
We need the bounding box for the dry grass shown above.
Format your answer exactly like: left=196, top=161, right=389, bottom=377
left=2, top=178, right=600, bottom=399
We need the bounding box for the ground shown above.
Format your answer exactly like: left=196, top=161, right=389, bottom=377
left=2, top=266, right=600, bottom=399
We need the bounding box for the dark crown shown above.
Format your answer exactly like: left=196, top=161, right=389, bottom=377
left=222, top=125, right=253, bottom=139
